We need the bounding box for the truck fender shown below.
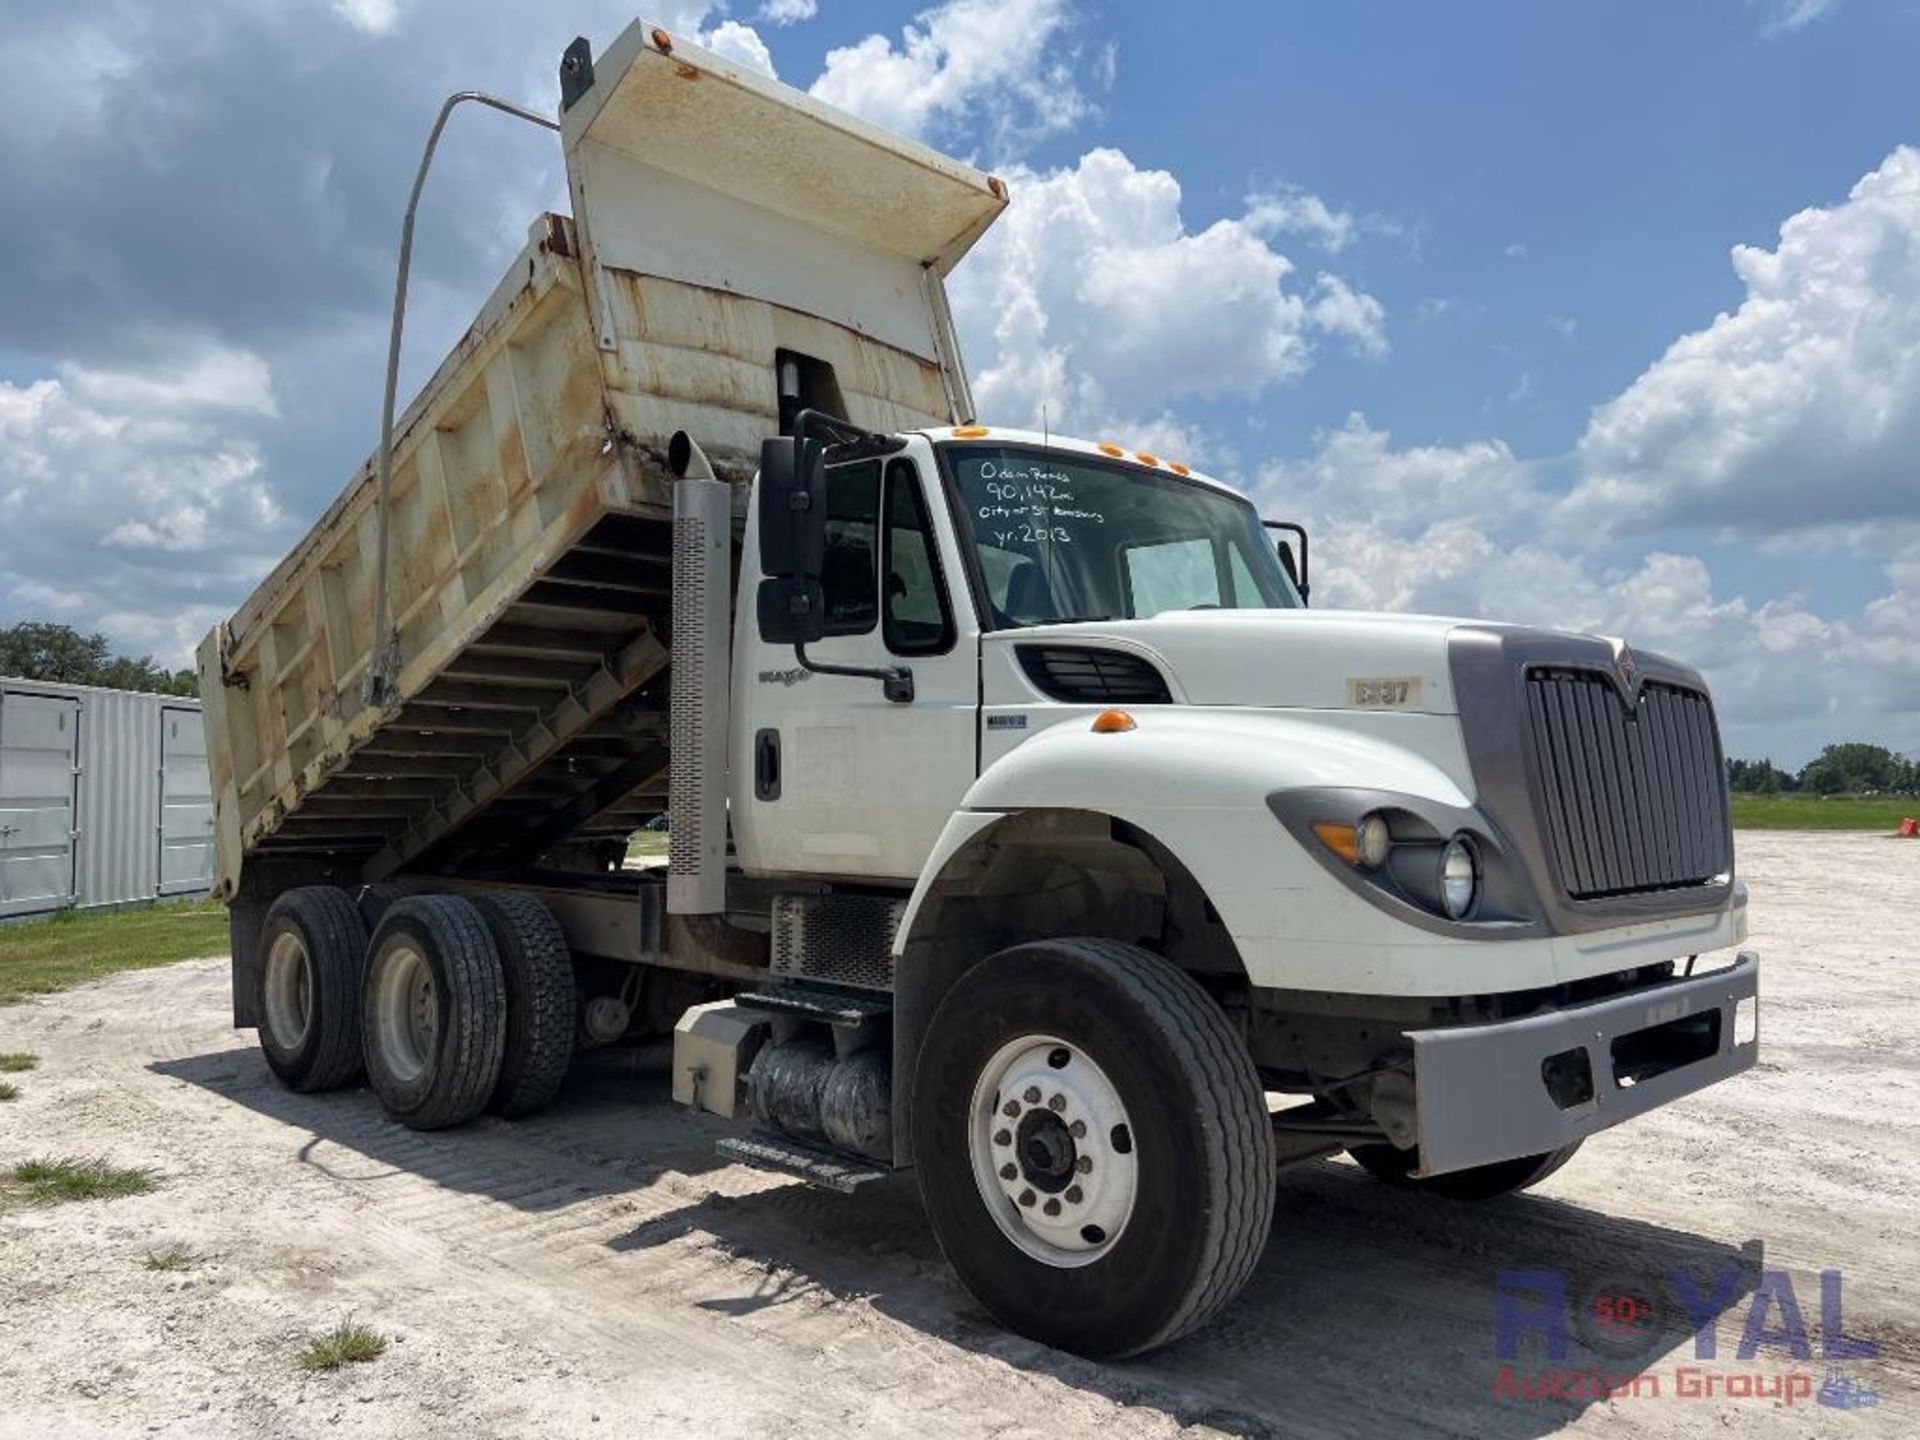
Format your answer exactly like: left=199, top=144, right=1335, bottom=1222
left=886, top=707, right=1477, bottom=1164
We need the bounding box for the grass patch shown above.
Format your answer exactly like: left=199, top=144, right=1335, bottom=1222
left=143, top=1244, right=199, bottom=1272
left=625, top=830, right=669, bottom=866
left=0, top=1081, right=16, bottom=1102
left=4, top=1156, right=158, bottom=1207
left=0, top=899, right=227, bottom=1006
left=1731, top=794, right=1920, bottom=831
left=0, top=1053, right=37, bottom=1072
left=299, top=1319, right=388, bottom=1372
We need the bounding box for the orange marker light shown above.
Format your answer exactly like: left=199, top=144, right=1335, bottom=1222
left=1097, top=442, right=1125, bottom=458
left=951, top=425, right=990, bottom=438
left=650, top=26, right=673, bottom=49
left=1091, top=709, right=1137, bottom=734
left=1312, top=821, right=1360, bottom=865
left=1169, top=461, right=1191, bottom=476
left=1135, top=452, right=1160, bottom=467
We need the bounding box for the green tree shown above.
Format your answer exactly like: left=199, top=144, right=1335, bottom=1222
left=1726, top=757, right=1794, bottom=793
left=0, top=621, right=196, bottom=697
left=1796, top=742, right=1907, bottom=795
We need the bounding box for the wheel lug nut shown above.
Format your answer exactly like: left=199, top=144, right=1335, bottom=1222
left=993, top=1129, right=1011, bottom=1146
left=1065, top=1185, right=1083, bottom=1204
left=1069, top=1120, right=1086, bottom=1138
left=1002, top=1100, right=1020, bottom=1117
left=1048, top=1094, right=1066, bottom=1112
left=1043, top=1199, right=1061, bottom=1217
left=1018, top=1189, right=1036, bottom=1207
left=1076, top=1156, right=1093, bottom=1174
left=1023, top=1086, right=1041, bottom=1104
left=1000, top=1164, right=1017, bottom=1181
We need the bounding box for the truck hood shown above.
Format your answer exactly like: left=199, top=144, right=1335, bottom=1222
left=985, top=610, right=1520, bottom=715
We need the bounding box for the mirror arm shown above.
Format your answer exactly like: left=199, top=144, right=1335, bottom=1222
left=792, top=642, right=915, bottom=704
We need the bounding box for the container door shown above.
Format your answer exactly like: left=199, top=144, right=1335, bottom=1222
left=0, top=690, right=81, bottom=917
left=158, top=707, right=215, bottom=896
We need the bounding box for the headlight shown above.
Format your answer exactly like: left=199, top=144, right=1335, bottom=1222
left=1355, top=813, right=1392, bottom=869
left=1439, top=835, right=1479, bottom=919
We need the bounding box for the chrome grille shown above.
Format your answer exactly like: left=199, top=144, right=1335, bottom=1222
left=1524, top=671, right=1730, bottom=900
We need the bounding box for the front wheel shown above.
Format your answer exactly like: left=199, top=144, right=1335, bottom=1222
left=913, top=938, right=1274, bottom=1358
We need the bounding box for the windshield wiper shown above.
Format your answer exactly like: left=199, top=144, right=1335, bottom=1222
left=1042, top=613, right=1112, bottom=625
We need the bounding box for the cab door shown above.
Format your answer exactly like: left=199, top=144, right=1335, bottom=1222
left=732, top=448, right=978, bottom=880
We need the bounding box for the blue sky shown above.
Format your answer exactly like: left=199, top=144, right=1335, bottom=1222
left=0, top=0, right=1915, bottom=763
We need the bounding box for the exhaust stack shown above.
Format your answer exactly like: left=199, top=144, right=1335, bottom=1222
left=666, top=430, right=732, bottom=915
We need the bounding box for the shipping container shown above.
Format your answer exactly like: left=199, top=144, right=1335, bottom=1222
left=0, top=677, right=214, bottom=918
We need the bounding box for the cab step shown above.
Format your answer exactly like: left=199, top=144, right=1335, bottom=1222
left=734, top=982, right=893, bottom=1026
left=715, top=1133, right=892, bottom=1195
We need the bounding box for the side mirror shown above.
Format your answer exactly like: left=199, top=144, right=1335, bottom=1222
left=757, top=435, right=828, bottom=645
left=1263, top=519, right=1311, bottom=604
left=756, top=575, right=824, bottom=645
left=758, top=435, right=826, bottom=580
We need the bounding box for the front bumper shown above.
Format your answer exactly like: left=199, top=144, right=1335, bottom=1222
left=1405, top=952, right=1759, bottom=1176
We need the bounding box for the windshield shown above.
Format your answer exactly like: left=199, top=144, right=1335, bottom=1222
left=942, top=445, right=1302, bottom=629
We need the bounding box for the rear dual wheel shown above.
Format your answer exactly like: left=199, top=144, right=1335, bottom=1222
left=256, top=887, right=370, bottom=1093
left=256, top=887, right=574, bottom=1127
left=362, top=896, right=506, bottom=1131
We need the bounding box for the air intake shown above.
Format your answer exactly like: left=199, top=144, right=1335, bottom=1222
left=1017, top=646, right=1172, bottom=704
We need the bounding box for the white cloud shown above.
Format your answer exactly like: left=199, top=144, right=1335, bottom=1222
left=1255, top=420, right=1920, bottom=755
left=948, top=149, right=1388, bottom=455
left=1245, top=190, right=1356, bottom=252
left=1568, top=145, right=1920, bottom=541
left=702, top=19, right=776, bottom=77
left=0, top=17, right=135, bottom=147
left=331, top=0, right=407, bottom=36
left=809, top=0, right=1089, bottom=157
left=1759, top=0, right=1840, bottom=36
left=760, top=0, right=818, bottom=23
left=1259, top=414, right=1536, bottom=533
left=0, top=341, right=291, bottom=663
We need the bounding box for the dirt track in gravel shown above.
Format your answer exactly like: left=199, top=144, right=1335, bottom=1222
left=1, top=831, right=1915, bottom=1438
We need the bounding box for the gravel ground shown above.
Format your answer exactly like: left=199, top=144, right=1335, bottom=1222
left=0, top=831, right=1914, bottom=1438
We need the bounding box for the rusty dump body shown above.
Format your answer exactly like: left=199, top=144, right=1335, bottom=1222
left=197, top=21, right=1004, bottom=918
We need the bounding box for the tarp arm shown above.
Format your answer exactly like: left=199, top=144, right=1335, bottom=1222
left=364, top=92, right=562, bottom=710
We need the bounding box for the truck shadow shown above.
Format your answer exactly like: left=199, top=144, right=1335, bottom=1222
left=156, top=1043, right=1763, bottom=1438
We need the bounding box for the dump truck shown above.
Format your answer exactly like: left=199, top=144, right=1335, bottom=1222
left=200, top=21, right=1761, bottom=1358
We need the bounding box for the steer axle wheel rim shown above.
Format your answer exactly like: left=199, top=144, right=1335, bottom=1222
left=373, top=943, right=437, bottom=1085
left=967, top=1034, right=1138, bottom=1267
left=262, top=931, right=313, bottom=1051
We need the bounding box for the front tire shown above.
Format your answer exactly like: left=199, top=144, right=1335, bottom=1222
left=362, top=896, right=506, bottom=1131
left=255, top=886, right=369, bottom=1093
left=1347, top=1140, right=1582, bottom=1200
left=913, top=938, right=1274, bottom=1358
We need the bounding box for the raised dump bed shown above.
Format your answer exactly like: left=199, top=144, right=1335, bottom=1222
left=197, top=21, right=1003, bottom=901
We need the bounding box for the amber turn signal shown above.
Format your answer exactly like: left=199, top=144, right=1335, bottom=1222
left=1312, top=820, right=1360, bottom=865
left=1091, top=710, right=1137, bottom=734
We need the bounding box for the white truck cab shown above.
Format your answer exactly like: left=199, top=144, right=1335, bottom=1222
left=207, top=20, right=1759, bottom=1361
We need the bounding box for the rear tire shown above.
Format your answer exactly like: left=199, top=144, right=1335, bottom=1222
left=470, top=894, right=576, bottom=1118
left=1347, top=1140, right=1583, bottom=1200
left=362, top=896, right=506, bottom=1130
left=912, top=938, right=1274, bottom=1358
left=255, top=886, right=368, bottom=1093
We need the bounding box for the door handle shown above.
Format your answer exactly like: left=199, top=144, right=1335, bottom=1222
left=754, top=728, right=781, bottom=802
